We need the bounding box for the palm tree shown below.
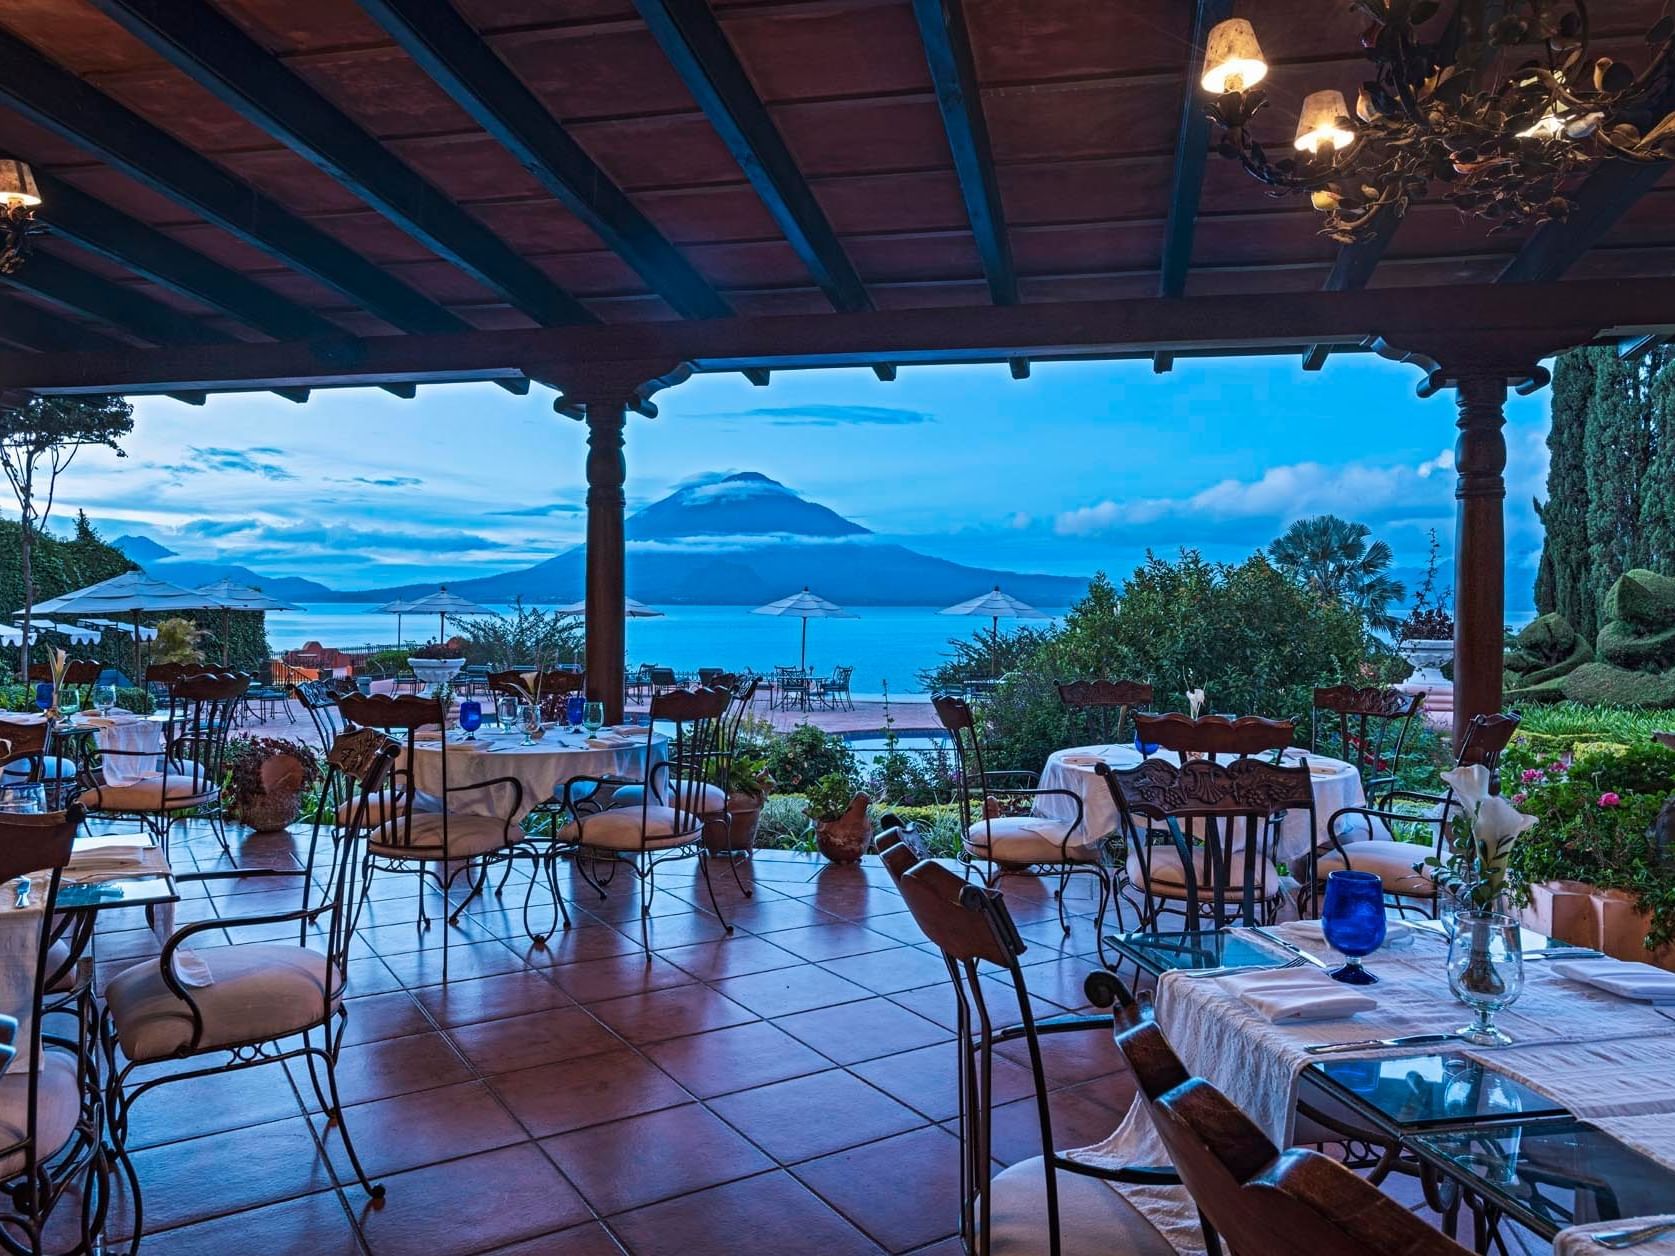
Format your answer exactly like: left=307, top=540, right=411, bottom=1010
left=1269, top=515, right=1406, bottom=634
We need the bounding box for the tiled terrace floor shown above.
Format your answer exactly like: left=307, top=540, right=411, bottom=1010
left=88, top=823, right=1133, bottom=1255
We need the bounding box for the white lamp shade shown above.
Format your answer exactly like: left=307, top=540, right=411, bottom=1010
left=1293, top=90, right=1355, bottom=154
left=1201, top=19, right=1267, bottom=94
left=0, top=158, right=40, bottom=207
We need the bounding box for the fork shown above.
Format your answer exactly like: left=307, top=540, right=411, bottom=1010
left=1180, top=956, right=1306, bottom=979
left=1591, top=1221, right=1675, bottom=1248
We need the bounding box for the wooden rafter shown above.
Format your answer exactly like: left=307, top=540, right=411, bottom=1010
left=3, top=252, right=229, bottom=346
left=1301, top=207, right=1404, bottom=370
left=1498, top=159, right=1670, bottom=283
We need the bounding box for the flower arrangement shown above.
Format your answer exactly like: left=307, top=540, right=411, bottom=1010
left=45, top=646, right=67, bottom=718
left=1419, top=763, right=1537, bottom=912
left=1397, top=529, right=1455, bottom=643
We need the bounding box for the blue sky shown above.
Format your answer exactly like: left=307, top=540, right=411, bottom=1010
left=55, top=352, right=1551, bottom=608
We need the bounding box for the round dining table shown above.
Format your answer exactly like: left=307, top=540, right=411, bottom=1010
left=406, top=725, right=667, bottom=822
left=1033, top=742, right=1370, bottom=866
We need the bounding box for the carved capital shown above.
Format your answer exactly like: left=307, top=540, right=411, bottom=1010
left=1369, top=331, right=1569, bottom=398
left=522, top=358, right=692, bottom=417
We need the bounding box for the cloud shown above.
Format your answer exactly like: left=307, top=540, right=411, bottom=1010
left=1008, top=512, right=1032, bottom=529
left=491, top=502, right=584, bottom=517
left=693, top=405, right=933, bottom=427
left=158, top=446, right=296, bottom=481
left=339, top=475, right=423, bottom=489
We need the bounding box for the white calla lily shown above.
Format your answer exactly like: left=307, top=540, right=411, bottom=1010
left=1440, top=764, right=1493, bottom=816
left=1187, top=687, right=1207, bottom=719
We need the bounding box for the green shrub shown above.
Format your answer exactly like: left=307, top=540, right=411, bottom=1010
left=0, top=684, right=152, bottom=715
left=1506, top=702, right=1670, bottom=759
left=760, top=723, right=855, bottom=794
left=1558, top=661, right=1675, bottom=708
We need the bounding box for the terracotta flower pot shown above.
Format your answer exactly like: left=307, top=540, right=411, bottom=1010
left=237, top=752, right=307, bottom=832
left=1519, top=878, right=1675, bottom=971
left=812, top=792, right=873, bottom=864
left=702, top=793, right=763, bottom=857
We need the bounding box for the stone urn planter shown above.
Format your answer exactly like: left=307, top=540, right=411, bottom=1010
left=1400, top=637, right=1453, bottom=686
left=811, top=792, right=873, bottom=864
left=238, top=752, right=308, bottom=831
left=1520, top=879, right=1675, bottom=972
left=702, top=792, right=764, bottom=857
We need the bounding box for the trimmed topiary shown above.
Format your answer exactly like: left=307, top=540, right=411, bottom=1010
left=1601, top=569, right=1675, bottom=630
left=1558, top=660, right=1675, bottom=708
left=1597, top=617, right=1675, bottom=672
left=1505, top=612, right=1592, bottom=688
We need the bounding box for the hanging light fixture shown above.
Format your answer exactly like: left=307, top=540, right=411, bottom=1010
left=0, top=157, right=44, bottom=275
left=1200, top=3, right=1675, bottom=243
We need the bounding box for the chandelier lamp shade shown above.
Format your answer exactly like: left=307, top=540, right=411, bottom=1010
left=0, top=155, right=43, bottom=275
left=1199, top=2, right=1675, bottom=242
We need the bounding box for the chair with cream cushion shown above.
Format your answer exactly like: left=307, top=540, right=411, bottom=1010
left=100, top=731, right=400, bottom=1245
left=556, top=687, right=736, bottom=949
left=336, top=693, right=525, bottom=982
left=934, top=695, right=1116, bottom=954
left=879, top=844, right=1179, bottom=1256
left=1311, top=684, right=1424, bottom=801
left=0, top=804, right=108, bottom=1255
left=0, top=715, right=78, bottom=810
left=1308, top=712, right=1522, bottom=918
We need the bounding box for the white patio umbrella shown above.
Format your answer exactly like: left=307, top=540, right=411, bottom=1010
left=374, top=598, right=416, bottom=648
left=403, top=586, right=493, bottom=646
left=553, top=597, right=665, bottom=619
left=14, top=618, right=100, bottom=645
left=0, top=624, right=27, bottom=646
left=196, top=579, right=300, bottom=665
left=940, top=585, right=1051, bottom=677
left=751, top=587, right=856, bottom=675
left=33, top=571, right=219, bottom=677
left=79, top=619, right=158, bottom=641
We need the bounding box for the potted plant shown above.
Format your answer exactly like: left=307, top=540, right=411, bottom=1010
left=804, top=772, right=871, bottom=864
left=1396, top=531, right=1454, bottom=685
left=704, top=749, right=775, bottom=857
left=153, top=617, right=206, bottom=666
left=224, top=735, right=321, bottom=831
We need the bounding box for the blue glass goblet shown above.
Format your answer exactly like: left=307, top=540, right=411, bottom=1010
left=1133, top=731, right=1162, bottom=757
left=1320, top=869, right=1387, bottom=985
left=458, top=699, right=482, bottom=741
left=34, top=682, right=52, bottom=712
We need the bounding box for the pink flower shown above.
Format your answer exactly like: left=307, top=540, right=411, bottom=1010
left=1520, top=768, right=1545, bottom=784
left=1599, top=792, right=1621, bottom=808
left=1511, top=792, right=1527, bottom=805
left=1549, top=760, right=1568, bottom=774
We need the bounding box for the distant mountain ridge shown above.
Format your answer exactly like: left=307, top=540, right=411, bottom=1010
left=109, top=536, right=334, bottom=601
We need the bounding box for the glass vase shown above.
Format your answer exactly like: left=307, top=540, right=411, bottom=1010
left=1446, top=911, right=1524, bottom=1045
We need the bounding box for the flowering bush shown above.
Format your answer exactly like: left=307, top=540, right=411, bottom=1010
left=223, top=736, right=322, bottom=819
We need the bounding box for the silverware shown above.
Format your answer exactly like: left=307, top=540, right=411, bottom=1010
left=1521, top=947, right=1604, bottom=961
left=1180, top=956, right=1306, bottom=979
left=1304, top=1032, right=1461, bottom=1056
left=1590, top=1221, right=1675, bottom=1249
left=1249, top=926, right=1331, bottom=969
left=12, top=878, right=30, bottom=910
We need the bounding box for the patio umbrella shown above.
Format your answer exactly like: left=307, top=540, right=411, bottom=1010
left=552, top=597, right=665, bottom=619
left=403, top=587, right=493, bottom=647
left=79, top=619, right=158, bottom=641
left=33, top=571, right=219, bottom=677
left=751, top=587, right=856, bottom=675
left=14, top=618, right=100, bottom=645
left=375, top=598, right=416, bottom=648
left=940, top=585, right=1051, bottom=677
left=196, top=578, right=300, bottom=665
left=0, top=624, right=27, bottom=646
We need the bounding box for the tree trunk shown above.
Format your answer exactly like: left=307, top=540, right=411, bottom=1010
left=17, top=508, right=31, bottom=681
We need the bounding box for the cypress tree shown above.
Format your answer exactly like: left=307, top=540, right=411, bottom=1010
left=1638, top=346, right=1675, bottom=572
left=1535, top=347, right=1596, bottom=631
left=1582, top=348, right=1656, bottom=636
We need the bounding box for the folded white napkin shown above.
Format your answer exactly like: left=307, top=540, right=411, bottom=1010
left=586, top=734, right=631, bottom=749
left=1282, top=918, right=1417, bottom=951
left=1222, top=966, right=1379, bottom=1023
left=1550, top=958, right=1675, bottom=1003
left=1058, top=754, right=1105, bottom=767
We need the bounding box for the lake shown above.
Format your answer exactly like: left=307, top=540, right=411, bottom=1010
left=268, top=603, right=1064, bottom=700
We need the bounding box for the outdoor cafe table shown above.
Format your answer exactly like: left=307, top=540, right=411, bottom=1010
left=406, top=726, right=668, bottom=822
left=1080, top=922, right=1675, bottom=1255
left=1034, top=744, right=1369, bottom=864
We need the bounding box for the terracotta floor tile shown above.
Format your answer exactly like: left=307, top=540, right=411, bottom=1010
left=541, top=1103, right=773, bottom=1214
left=981, top=1083, right=1128, bottom=1167
left=772, top=996, right=948, bottom=1065
left=794, top=1125, right=963, bottom=1252
left=313, top=1080, right=528, bottom=1179
left=355, top=1143, right=592, bottom=1256
left=292, top=1030, right=473, bottom=1109
left=340, top=990, right=436, bottom=1047
left=849, top=1040, right=1035, bottom=1123
left=721, top=897, right=841, bottom=934
left=377, top=938, right=530, bottom=988
left=884, top=984, right=961, bottom=1031
left=343, top=955, right=405, bottom=997
left=491, top=1049, right=693, bottom=1138
left=607, top=1170, right=879, bottom=1256
left=710, top=965, right=871, bottom=1019
left=523, top=920, right=647, bottom=964
left=123, top=1060, right=303, bottom=1149
left=482, top=1221, right=627, bottom=1255
left=760, top=922, right=900, bottom=962
left=994, top=1022, right=1127, bottom=1088
left=126, top=1117, right=337, bottom=1233
left=642, top=1021, right=832, bottom=1099
left=546, top=953, right=695, bottom=1003
left=414, top=968, right=574, bottom=1028
left=625, top=909, right=731, bottom=949
left=589, top=983, right=757, bottom=1045
left=708, top=1070, right=926, bottom=1163
left=449, top=1005, right=624, bottom=1075
left=134, top=1190, right=361, bottom=1256
left=820, top=945, right=957, bottom=996
left=657, top=935, right=803, bottom=981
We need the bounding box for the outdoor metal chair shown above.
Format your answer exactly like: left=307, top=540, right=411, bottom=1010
left=0, top=713, right=77, bottom=810
left=100, top=734, right=400, bottom=1247
left=876, top=837, right=1176, bottom=1256
left=25, top=659, right=101, bottom=689
left=1310, top=684, right=1424, bottom=801
left=772, top=664, right=810, bottom=710
left=1056, top=679, right=1153, bottom=746
left=292, top=679, right=342, bottom=752
left=1306, top=712, right=1522, bottom=919
left=815, top=664, right=855, bottom=711
left=934, top=695, right=1117, bottom=956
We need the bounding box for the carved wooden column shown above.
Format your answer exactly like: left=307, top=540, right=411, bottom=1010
left=584, top=399, right=628, bottom=723
left=1452, top=373, right=1510, bottom=755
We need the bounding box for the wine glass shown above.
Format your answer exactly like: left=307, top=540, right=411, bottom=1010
left=1320, top=869, right=1387, bottom=985
left=95, top=683, right=117, bottom=717
left=583, top=701, right=604, bottom=735
left=1133, top=730, right=1161, bottom=757
left=33, top=682, right=52, bottom=713
left=1447, top=911, right=1524, bottom=1045
left=458, top=699, right=482, bottom=741
left=0, top=783, right=46, bottom=814
left=497, top=696, right=520, bottom=731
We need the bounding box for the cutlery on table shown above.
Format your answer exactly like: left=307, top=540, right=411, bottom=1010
left=1180, top=956, right=1306, bottom=979
left=1521, top=947, right=1604, bottom=960
left=13, top=878, right=30, bottom=910
left=1249, top=926, right=1331, bottom=969
left=1303, top=1032, right=1461, bottom=1056
left=1591, top=1222, right=1675, bottom=1249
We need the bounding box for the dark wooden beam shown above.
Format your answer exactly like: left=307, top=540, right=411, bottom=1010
left=0, top=27, right=466, bottom=337
left=0, top=295, right=123, bottom=353
left=911, top=0, right=1015, bottom=307
left=1619, top=333, right=1666, bottom=359
left=7, top=278, right=1673, bottom=397
left=93, top=0, right=593, bottom=327
left=1302, top=207, right=1404, bottom=369
left=1498, top=160, right=1671, bottom=283
left=1152, top=0, right=1234, bottom=373
left=359, top=0, right=728, bottom=321
left=3, top=252, right=228, bottom=345
left=32, top=173, right=345, bottom=343
left=1008, top=358, right=1030, bottom=379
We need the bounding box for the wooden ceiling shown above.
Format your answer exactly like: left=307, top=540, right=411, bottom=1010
left=0, top=0, right=1671, bottom=392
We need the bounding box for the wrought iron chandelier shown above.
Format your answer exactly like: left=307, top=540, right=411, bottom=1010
left=1200, top=2, right=1675, bottom=242
left=0, top=156, right=43, bottom=274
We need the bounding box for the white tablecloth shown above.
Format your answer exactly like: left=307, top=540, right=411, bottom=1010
left=75, top=713, right=164, bottom=785
left=407, top=727, right=667, bottom=822
left=1034, top=744, right=1368, bottom=865
left=1077, top=922, right=1675, bottom=1254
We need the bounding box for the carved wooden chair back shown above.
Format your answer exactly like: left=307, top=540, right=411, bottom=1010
left=26, top=659, right=101, bottom=687
left=1457, top=712, right=1521, bottom=783
left=644, top=686, right=729, bottom=835
left=1310, top=685, right=1423, bottom=794
left=1133, top=712, right=1295, bottom=757
left=1057, top=679, right=1154, bottom=745
left=0, top=716, right=51, bottom=780
left=336, top=693, right=446, bottom=843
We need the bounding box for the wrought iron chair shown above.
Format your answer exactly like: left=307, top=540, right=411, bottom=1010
left=1115, top=1019, right=1475, bottom=1256
left=934, top=695, right=1116, bottom=952
left=1310, top=684, right=1424, bottom=801
left=292, top=679, right=342, bottom=753
left=0, top=715, right=76, bottom=810
left=1056, top=679, right=1153, bottom=746
left=141, top=662, right=191, bottom=716
left=80, top=670, right=249, bottom=857
left=100, top=732, right=399, bottom=1247
left=0, top=804, right=111, bottom=1256
left=1100, top=748, right=1314, bottom=932
left=555, top=687, right=736, bottom=948
left=815, top=664, right=855, bottom=711
left=876, top=835, right=1176, bottom=1256
left=772, top=665, right=809, bottom=711
left=25, top=658, right=102, bottom=693
left=1307, top=712, right=1522, bottom=918
left=337, top=693, right=525, bottom=982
